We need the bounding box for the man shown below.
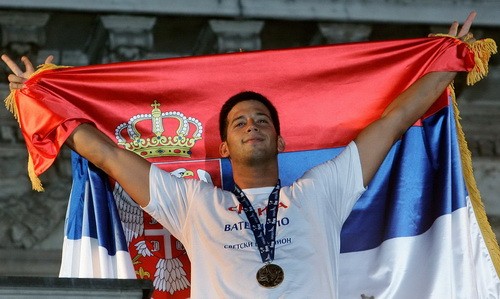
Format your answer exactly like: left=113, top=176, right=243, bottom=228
left=2, top=12, right=476, bottom=298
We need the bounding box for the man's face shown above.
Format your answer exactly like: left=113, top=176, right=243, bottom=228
left=219, top=100, right=284, bottom=165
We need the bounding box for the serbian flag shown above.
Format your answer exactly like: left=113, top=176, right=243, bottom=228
left=5, top=36, right=500, bottom=298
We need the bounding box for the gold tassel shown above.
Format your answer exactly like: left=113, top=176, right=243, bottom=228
left=3, top=63, right=71, bottom=191
left=450, top=85, right=500, bottom=276
left=429, top=35, right=498, bottom=85
left=4, top=92, right=18, bottom=121
left=4, top=63, right=69, bottom=122
left=28, top=153, right=44, bottom=192
left=465, top=38, right=497, bottom=85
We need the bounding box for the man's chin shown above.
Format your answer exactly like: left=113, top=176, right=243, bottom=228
left=244, top=150, right=278, bottom=164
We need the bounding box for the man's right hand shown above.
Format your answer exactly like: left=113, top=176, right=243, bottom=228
left=1, top=55, right=53, bottom=90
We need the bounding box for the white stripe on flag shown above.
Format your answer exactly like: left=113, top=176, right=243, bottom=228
left=59, top=236, right=135, bottom=278
left=339, top=197, right=500, bottom=299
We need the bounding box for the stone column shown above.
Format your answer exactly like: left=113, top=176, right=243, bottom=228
left=0, top=12, right=70, bottom=275
left=0, top=11, right=50, bottom=62
left=0, top=11, right=89, bottom=67
left=0, top=12, right=68, bottom=247
left=100, top=15, right=157, bottom=62
left=0, top=83, right=70, bottom=275
left=312, top=23, right=372, bottom=44
left=207, top=19, right=265, bottom=53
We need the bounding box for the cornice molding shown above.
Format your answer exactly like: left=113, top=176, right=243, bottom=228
left=0, top=1, right=499, bottom=26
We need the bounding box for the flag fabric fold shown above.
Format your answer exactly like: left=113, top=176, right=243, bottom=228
left=60, top=151, right=136, bottom=279
left=5, top=36, right=500, bottom=298
left=338, top=93, right=499, bottom=297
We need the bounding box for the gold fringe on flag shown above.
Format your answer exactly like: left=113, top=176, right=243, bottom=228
left=3, top=63, right=71, bottom=192
left=449, top=37, right=500, bottom=276
left=5, top=63, right=69, bottom=121
left=430, top=34, right=498, bottom=85
left=465, top=38, right=497, bottom=85
left=28, top=153, right=43, bottom=192
left=450, top=86, right=500, bottom=277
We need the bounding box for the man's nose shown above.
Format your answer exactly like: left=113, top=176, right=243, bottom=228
left=246, top=119, right=259, bottom=132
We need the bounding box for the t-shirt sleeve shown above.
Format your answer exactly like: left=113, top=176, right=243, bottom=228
left=142, top=164, right=193, bottom=239
left=298, top=141, right=366, bottom=224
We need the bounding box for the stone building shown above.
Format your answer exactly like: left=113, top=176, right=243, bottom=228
left=0, top=0, right=499, bottom=276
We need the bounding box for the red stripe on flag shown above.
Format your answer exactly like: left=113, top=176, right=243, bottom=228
left=15, top=37, right=474, bottom=176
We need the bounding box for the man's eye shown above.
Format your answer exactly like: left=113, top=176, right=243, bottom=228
left=235, top=122, right=245, bottom=127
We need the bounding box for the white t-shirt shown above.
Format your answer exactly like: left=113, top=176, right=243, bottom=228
left=144, top=141, right=366, bottom=298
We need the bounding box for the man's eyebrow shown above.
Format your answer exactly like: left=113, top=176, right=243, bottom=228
left=230, top=115, right=246, bottom=125
left=255, top=112, right=271, bottom=118
left=230, top=112, right=270, bottom=124
left=252, top=112, right=272, bottom=119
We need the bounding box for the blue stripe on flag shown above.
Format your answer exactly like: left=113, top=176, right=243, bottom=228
left=341, top=105, right=467, bottom=252
left=65, top=152, right=129, bottom=255
left=221, top=148, right=343, bottom=191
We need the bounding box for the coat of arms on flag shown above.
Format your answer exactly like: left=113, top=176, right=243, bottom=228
left=114, top=160, right=221, bottom=298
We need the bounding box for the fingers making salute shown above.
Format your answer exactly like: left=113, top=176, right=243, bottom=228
left=448, top=11, right=476, bottom=39
left=1, top=55, right=53, bottom=90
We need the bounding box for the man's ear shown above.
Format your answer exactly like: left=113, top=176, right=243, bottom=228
left=219, top=141, right=230, bottom=158
left=277, top=136, right=286, bottom=152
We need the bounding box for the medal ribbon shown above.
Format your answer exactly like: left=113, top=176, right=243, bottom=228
left=232, top=180, right=281, bottom=264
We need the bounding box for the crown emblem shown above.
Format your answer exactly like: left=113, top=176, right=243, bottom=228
left=115, top=100, right=203, bottom=158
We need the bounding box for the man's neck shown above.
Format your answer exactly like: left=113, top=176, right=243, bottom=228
left=231, top=163, right=279, bottom=189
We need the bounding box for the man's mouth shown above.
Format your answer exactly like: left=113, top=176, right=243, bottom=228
left=243, top=135, right=265, bottom=144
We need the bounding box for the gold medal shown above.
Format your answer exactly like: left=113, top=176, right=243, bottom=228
left=256, top=264, right=284, bottom=288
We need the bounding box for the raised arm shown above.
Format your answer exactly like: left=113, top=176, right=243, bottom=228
left=2, top=54, right=152, bottom=207
left=66, top=123, right=151, bottom=207
left=354, top=11, right=476, bottom=186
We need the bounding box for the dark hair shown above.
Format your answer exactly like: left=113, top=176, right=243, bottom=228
left=219, top=91, right=280, bottom=141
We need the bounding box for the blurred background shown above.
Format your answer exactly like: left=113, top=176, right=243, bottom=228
left=0, top=0, right=499, bottom=276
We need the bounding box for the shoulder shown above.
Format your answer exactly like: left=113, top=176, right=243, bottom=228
left=150, top=164, right=227, bottom=196
left=291, top=141, right=364, bottom=194
left=306, top=141, right=361, bottom=177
